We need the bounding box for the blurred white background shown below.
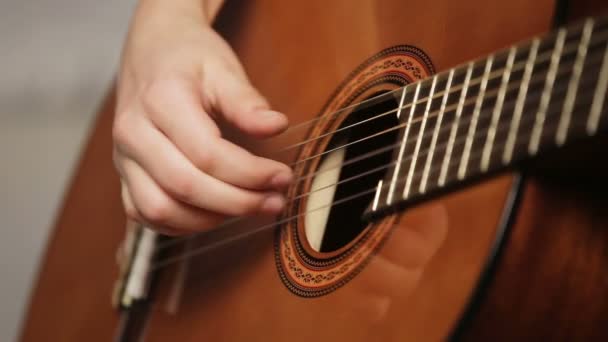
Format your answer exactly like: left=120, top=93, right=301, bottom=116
left=0, top=1, right=136, bottom=340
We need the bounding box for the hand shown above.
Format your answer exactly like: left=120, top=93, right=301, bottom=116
left=112, top=2, right=292, bottom=235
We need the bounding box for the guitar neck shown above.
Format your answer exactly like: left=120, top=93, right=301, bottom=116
left=367, top=16, right=608, bottom=218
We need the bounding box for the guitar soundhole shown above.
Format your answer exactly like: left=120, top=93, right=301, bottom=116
left=306, top=92, right=400, bottom=253
left=276, top=45, right=434, bottom=296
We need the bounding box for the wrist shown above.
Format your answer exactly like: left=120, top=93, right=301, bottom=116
left=134, top=0, right=223, bottom=26
left=125, top=0, right=213, bottom=60
left=134, top=0, right=209, bottom=28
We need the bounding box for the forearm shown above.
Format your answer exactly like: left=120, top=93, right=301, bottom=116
left=133, top=0, right=225, bottom=27
left=122, top=0, right=227, bottom=74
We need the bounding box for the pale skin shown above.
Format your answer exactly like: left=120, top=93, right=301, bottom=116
left=113, top=0, right=293, bottom=235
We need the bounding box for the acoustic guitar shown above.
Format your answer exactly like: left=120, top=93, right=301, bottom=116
left=20, top=0, right=608, bottom=341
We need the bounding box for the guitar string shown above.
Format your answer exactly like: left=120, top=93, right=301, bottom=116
left=152, top=70, right=600, bottom=254
left=147, top=17, right=605, bottom=252
left=152, top=48, right=605, bottom=251
left=152, top=107, right=602, bottom=271
left=150, top=51, right=588, bottom=251
left=151, top=76, right=606, bottom=267
left=279, top=47, right=547, bottom=156
left=275, top=24, right=607, bottom=159
left=152, top=26, right=606, bottom=252
left=151, top=38, right=607, bottom=252
left=282, top=64, right=603, bottom=204
left=284, top=41, right=607, bottom=170
left=270, top=51, right=603, bottom=190
left=165, top=109, right=602, bottom=286
left=276, top=18, right=594, bottom=139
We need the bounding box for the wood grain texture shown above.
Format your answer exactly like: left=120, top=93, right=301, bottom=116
left=456, top=2, right=608, bottom=339
left=457, top=177, right=608, bottom=341
left=21, top=0, right=608, bottom=341
left=19, top=89, right=123, bottom=341
left=140, top=1, right=554, bottom=341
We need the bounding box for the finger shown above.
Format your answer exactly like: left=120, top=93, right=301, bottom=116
left=113, top=114, right=286, bottom=216
left=119, top=172, right=189, bottom=236
left=209, top=70, right=289, bottom=138
left=117, top=154, right=227, bottom=232
left=120, top=180, right=143, bottom=222
left=144, top=78, right=292, bottom=190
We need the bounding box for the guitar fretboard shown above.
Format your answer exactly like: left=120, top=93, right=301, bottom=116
left=367, top=16, right=608, bottom=218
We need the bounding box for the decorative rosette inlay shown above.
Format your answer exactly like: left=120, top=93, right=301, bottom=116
left=275, top=45, right=435, bottom=297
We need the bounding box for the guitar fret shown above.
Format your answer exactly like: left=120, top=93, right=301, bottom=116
left=404, top=76, right=437, bottom=198
left=503, top=39, right=540, bottom=163
left=557, top=19, right=594, bottom=145
left=439, top=63, right=473, bottom=186
left=529, top=28, right=567, bottom=155
left=458, top=56, right=494, bottom=180
left=395, top=86, right=407, bottom=120
left=481, top=47, right=516, bottom=171
left=372, top=180, right=383, bottom=211
left=386, top=84, right=419, bottom=205
left=384, top=87, right=407, bottom=205
left=588, top=33, right=608, bottom=134
left=366, top=15, right=608, bottom=222
left=420, top=70, right=454, bottom=193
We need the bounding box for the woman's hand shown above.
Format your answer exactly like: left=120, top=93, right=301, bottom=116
left=113, top=0, right=292, bottom=235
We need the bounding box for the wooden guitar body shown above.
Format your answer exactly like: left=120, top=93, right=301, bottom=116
left=21, top=0, right=608, bottom=341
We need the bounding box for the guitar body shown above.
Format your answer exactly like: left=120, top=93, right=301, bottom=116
left=21, top=0, right=608, bottom=341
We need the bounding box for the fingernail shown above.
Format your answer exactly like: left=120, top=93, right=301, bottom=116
left=261, top=194, right=286, bottom=213
left=261, top=110, right=288, bottom=122
left=260, top=109, right=283, bottom=117
left=271, top=170, right=293, bottom=189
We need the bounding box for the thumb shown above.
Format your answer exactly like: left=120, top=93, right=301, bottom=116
left=209, top=72, right=289, bottom=138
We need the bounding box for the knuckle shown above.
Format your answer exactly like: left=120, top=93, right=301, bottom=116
left=124, top=205, right=141, bottom=221
left=140, top=81, right=166, bottom=111
left=235, top=194, right=264, bottom=216
left=243, top=86, right=269, bottom=110
left=167, top=173, right=197, bottom=203
left=112, top=114, right=133, bottom=148
left=140, top=76, right=191, bottom=112
left=192, top=148, right=215, bottom=173
left=139, top=195, right=172, bottom=226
